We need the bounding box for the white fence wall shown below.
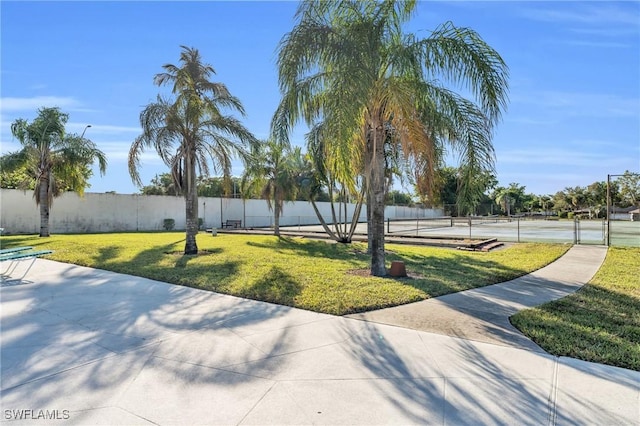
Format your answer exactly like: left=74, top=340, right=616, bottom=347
left=0, top=189, right=443, bottom=234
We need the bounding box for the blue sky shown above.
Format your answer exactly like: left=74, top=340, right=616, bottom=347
left=1, top=1, right=639, bottom=196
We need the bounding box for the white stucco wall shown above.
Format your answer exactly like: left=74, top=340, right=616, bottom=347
left=0, top=189, right=443, bottom=234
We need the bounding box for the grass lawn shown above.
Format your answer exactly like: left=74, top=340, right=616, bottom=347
left=511, top=247, right=640, bottom=371
left=1, top=233, right=568, bottom=315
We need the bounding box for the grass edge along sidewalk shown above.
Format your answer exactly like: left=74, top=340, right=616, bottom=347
left=511, top=246, right=640, bottom=371
left=1, top=233, right=568, bottom=316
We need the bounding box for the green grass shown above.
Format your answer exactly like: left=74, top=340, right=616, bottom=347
left=511, top=247, right=640, bottom=371
left=1, top=233, right=568, bottom=315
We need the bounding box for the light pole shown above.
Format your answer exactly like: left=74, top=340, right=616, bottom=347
left=80, top=124, right=92, bottom=138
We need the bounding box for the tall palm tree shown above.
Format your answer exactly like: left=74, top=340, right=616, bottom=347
left=4, top=107, right=107, bottom=237
left=129, top=46, right=256, bottom=254
left=241, top=139, right=300, bottom=236
left=273, top=0, right=509, bottom=276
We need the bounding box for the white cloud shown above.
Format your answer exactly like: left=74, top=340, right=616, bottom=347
left=505, top=117, right=558, bottom=126
left=67, top=123, right=141, bottom=134
left=499, top=148, right=600, bottom=167
left=568, top=27, right=639, bottom=38
left=511, top=91, right=640, bottom=118
left=522, top=4, right=640, bottom=27
left=0, top=96, right=81, bottom=112
left=562, top=40, right=632, bottom=49
left=96, top=141, right=163, bottom=164
left=498, top=145, right=636, bottom=169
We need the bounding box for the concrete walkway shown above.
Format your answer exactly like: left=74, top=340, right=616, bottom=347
left=349, top=245, right=608, bottom=351
left=1, top=248, right=638, bottom=425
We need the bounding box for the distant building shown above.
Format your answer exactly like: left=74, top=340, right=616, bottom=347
left=610, top=206, right=637, bottom=221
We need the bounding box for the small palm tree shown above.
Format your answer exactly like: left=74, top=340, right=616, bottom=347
left=241, top=140, right=300, bottom=236
left=273, top=0, right=509, bottom=276
left=3, top=107, right=107, bottom=237
left=129, top=46, right=256, bottom=254
left=303, top=125, right=365, bottom=243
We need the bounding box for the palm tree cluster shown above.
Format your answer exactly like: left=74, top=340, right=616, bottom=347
left=241, top=139, right=303, bottom=236
left=273, top=0, right=508, bottom=275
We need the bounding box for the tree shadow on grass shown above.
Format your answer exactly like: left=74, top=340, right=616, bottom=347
left=0, top=236, right=50, bottom=249
left=511, top=284, right=640, bottom=371
left=245, top=236, right=367, bottom=266
left=237, top=265, right=303, bottom=306
left=171, top=248, right=224, bottom=268
left=94, top=245, right=121, bottom=264
left=380, top=250, right=529, bottom=299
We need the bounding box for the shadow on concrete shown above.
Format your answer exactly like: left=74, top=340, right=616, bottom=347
left=0, top=262, right=298, bottom=423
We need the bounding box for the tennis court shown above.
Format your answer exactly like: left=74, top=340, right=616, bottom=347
left=281, top=217, right=639, bottom=247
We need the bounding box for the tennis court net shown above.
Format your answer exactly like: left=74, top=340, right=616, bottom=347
left=386, top=217, right=453, bottom=234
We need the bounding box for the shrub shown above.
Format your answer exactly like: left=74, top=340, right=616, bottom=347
left=198, top=217, right=204, bottom=230
left=558, top=211, right=569, bottom=219
left=163, top=218, right=175, bottom=231
left=567, top=212, right=574, bottom=219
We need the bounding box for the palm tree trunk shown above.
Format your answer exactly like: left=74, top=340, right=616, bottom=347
left=347, top=193, right=365, bottom=242
left=184, top=155, right=198, bottom=255
left=274, top=197, right=281, bottom=237
left=366, top=197, right=372, bottom=253
left=328, top=184, right=344, bottom=240
left=310, top=200, right=339, bottom=241
left=370, top=125, right=386, bottom=276
left=38, top=178, right=50, bottom=237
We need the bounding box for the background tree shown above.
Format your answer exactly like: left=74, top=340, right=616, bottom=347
left=2, top=107, right=107, bottom=237
left=0, top=165, right=35, bottom=190
left=141, top=173, right=248, bottom=198
left=129, top=46, right=256, bottom=254
left=493, top=183, right=526, bottom=216
left=436, top=166, right=497, bottom=216
left=273, top=0, right=508, bottom=276
left=564, top=186, right=588, bottom=212
left=241, top=140, right=301, bottom=236
left=586, top=181, right=607, bottom=218
left=385, top=190, right=414, bottom=206
left=197, top=176, right=243, bottom=198
left=140, top=173, right=180, bottom=196
left=617, top=170, right=640, bottom=207
left=538, top=195, right=553, bottom=215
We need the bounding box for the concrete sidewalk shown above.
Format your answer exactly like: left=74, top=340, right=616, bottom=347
left=349, top=245, right=608, bottom=351
left=1, top=251, right=638, bottom=425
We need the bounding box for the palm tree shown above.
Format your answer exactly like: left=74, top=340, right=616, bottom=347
left=241, top=139, right=301, bottom=236
left=129, top=46, right=256, bottom=254
left=302, top=124, right=365, bottom=243
left=273, top=1, right=509, bottom=276
left=4, top=107, right=107, bottom=237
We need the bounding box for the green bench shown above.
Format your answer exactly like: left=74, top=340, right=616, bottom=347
left=1, top=250, right=53, bottom=261
left=0, top=246, right=33, bottom=256
left=1, top=248, right=53, bottom=285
